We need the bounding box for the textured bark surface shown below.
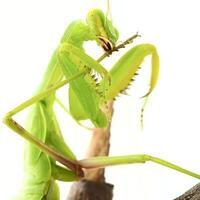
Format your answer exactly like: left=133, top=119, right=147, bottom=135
left=84, top=101, right=113, bottom=182
left=67, top=101, right=114, bottom=200
left=83, top=126, right=111, bottom=182
left=174, top=183, right=200, bottom=200
left=67, top=180, right=114, bottom=200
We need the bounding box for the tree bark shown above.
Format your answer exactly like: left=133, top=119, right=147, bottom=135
left=66, top=101, right=114, bottom=200
left=67, top=180, right=113, bottom=200
left=174, top=183, right=200, bottom=200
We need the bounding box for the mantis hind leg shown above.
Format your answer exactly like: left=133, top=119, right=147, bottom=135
left=79, top=154, right=200, bottom=180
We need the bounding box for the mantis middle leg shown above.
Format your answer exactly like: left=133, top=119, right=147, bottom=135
left=3, top=71, right=87, bottom=177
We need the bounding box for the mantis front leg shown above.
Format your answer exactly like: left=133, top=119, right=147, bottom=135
left=57, top=42, right=111, bottom=128
left=100, top=43, right=159, bottom=127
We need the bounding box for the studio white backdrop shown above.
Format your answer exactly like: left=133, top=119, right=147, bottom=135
left=0, top=0, right=200, bottom=199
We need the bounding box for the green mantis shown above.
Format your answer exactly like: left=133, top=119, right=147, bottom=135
left=3, top=7, right=200, bottom=200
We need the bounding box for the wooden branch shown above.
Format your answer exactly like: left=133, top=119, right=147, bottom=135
left=66, top=101, right=114, bottom=200
left=67, top=180, right=113, bottom=200
left=174, top=183, right=200, bottom=200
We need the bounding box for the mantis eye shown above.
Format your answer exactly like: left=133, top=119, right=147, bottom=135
left=98, top=36, right=113, bottom=52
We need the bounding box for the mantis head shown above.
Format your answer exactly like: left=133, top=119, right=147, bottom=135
left=87, top=9, right=119, bottom=52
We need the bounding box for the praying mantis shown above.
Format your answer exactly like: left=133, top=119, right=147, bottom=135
left=3, top=7, right=200, bottom=200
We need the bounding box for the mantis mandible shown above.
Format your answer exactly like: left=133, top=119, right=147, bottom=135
left=3, top=8, right=200, bottom=200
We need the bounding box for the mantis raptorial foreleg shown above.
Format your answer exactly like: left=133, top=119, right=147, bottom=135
left=58, top=42, right=111, bottom=128
left=104, top=43, right=159, bottom=128
left=103, top=44, right=159, bottom=100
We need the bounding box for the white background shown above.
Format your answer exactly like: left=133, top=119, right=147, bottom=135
left=0, top=0, right=200, bottom=199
